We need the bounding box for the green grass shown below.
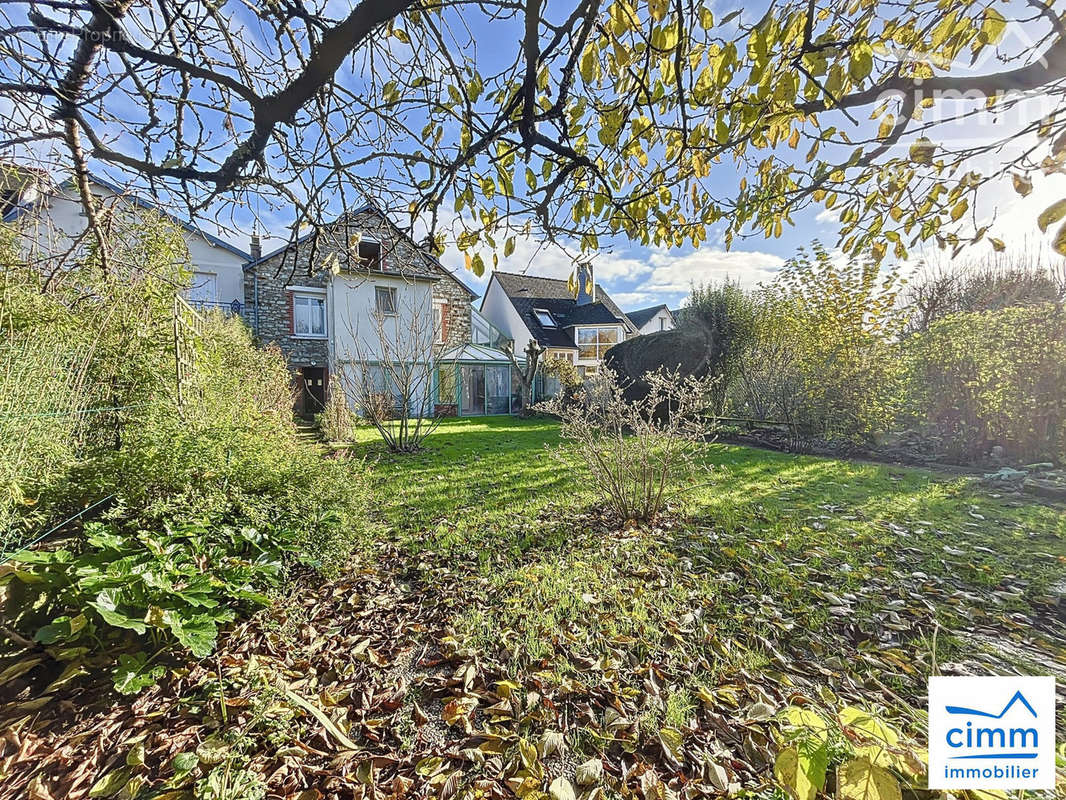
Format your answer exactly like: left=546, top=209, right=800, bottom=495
left=348, top=416, right=1066, bottom=698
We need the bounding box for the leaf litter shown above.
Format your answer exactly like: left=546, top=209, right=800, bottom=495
left=1, top=481, right=1064, bottom=800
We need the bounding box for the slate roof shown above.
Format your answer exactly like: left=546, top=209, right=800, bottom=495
left=492, top=271, right=637, bottom=348
left=243, top=205, right=477, bottom=296
left=3, top=171, right=250, bottom=260
left=626, top=304, right=671, bottom=329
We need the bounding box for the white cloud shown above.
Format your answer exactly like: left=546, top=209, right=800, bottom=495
left=610, top=290, right=660, bottom=308
left=642, top=247, right=785, bottom=292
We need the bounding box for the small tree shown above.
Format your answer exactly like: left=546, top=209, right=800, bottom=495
left=503, top=338, right=544, bottom=417
left=542, top=355, right=582, bottom=404
left=539, top=368, right=715, bottom=522
left=336, top=291, right=449, bottom=453
left=682, top=280, right=759, bottom=415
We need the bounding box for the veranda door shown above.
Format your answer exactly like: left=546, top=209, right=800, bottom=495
left=461, top=365, right=485, bottom=415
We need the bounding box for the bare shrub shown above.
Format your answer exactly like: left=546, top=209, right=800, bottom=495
left=539, top=368, right=715, bottom=521
left=335, top=291, right=451, bottom=453
left=317, top=373, right=361, bottom=442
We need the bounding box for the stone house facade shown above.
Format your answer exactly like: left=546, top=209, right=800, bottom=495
left=243, top=206, right=477, bottom=414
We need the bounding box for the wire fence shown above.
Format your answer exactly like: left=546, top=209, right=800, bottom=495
left=1, top=297, right=205, bottom=557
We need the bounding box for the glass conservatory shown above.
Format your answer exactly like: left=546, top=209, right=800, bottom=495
left=434, top=343, right=516, bottom=416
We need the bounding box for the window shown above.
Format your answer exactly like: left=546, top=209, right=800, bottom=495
left=437, top=366, right=457, bottom=404
left=375, top=286, right=397, bottom=314
left=534, top=308, right=557, bottom=327
left=659, top=317, right=666, bottom=331
left=293, top=293, right=326, bottom=337
left=576, top=326, right=619, bottom=360
left=358, top=240, right=382, bottom=270
left=433, top=300, right=447, bottom=344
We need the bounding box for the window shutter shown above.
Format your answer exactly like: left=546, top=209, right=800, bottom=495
left=441, top=302, right=449, bottom=342
left=286, top=290, right=294, bottom=334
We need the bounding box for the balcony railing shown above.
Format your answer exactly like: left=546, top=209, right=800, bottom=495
left=185, top=298, right=244, bottom=316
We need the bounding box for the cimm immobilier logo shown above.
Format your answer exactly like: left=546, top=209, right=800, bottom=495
left=928, top=676, right=1056, bottom=790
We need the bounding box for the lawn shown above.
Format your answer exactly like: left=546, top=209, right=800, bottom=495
left=350, top=418, right=1066, bottom=676
left=346, top=416, right=1066, bottom=749
left=6, top=416, right=1065, bottom=799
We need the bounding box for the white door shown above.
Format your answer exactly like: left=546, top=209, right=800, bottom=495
left=187, top=272, right=217, bottom=309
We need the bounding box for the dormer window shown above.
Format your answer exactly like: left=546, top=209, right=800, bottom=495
left=534, top=308, right=556, bottom=327
left=350, top=238, right=382, bottom=270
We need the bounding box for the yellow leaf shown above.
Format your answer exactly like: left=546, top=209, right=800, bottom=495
left=774, top=747, right=826, bottom=800
left=836, top=757, right=901, bottom=800
left=781, top=707, right=830, bottom=742
left=909, top=138, right=935, bottom=164
left=1012, top=173, right=1033, bottom=196
left=989, top=237, right=1005, bottom=252
left=950, top=199, right=968, bottom=222
left=1037, top=198, right=1066, bottom=232
left=838, top=707, right=899, bottom=748
left=1053, top=220, right=1066, bottom=256
left=580, top=46, right=597, bottom=83
left=548, top=777, right=575, bottom=800
left=980, top=8, right=1007, bottom=46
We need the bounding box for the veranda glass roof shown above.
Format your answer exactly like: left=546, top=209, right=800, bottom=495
left=438, top=343, right=513, bottom=364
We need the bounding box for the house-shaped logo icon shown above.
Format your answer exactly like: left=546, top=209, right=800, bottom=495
left=928, top=677, right=1055, bottom=791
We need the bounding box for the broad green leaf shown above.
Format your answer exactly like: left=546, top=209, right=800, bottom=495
left=171, top=752, right=199, bottom=779
left=89, top=589, right=147, bottom=634
left=88, top=767, right=132, bottom=798
left=112, top=652, right=164, bottom=695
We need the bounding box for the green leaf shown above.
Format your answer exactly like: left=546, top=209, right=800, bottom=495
left=89, top=589, right=146, bottom=634
left=171, top=752, right=199, bottom=779
left=88, top=767, right=132, bottom=798
left=780, top=706, right=830, bottom=742
left=112, top=652, right=164, bottom=694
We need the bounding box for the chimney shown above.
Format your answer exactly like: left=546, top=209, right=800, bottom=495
left=250, top=224, right=262, bottom=260
left=575, top=262, right=595, bottom=306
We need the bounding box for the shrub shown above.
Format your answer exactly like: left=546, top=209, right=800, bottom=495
left=1, top=218, right=369, bottom=692
left=902, top=250, right=1065, bottom=334
left=318, top=372, right=360, bottom=441
left=681, top=280, right=758, bottom=414
left=730, top=243, right=905, bottom=441
left=539, top=368, right=715, bottom=521
left=903, top=303, right=1066, bottom=462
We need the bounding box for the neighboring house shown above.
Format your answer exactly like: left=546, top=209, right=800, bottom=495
left=625, top=304, right=676, bottom=335
left=2, top=166, right=249, bottom=311
left=243, top=205, right=492, bottom=416
left=480, top=266, right=639, bottom=379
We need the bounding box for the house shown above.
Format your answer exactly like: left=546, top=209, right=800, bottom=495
left=625, top=304, right=676, bottom=335
left=479, top=266, right=639, bottom=380
left=2, top=166, right=249, bottom=311
left=243, top=205, right=521, bottom=417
